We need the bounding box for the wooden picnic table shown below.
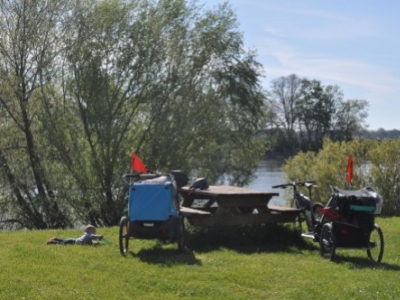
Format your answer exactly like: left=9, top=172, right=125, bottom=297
left=179, top=185, right=301, bottom=227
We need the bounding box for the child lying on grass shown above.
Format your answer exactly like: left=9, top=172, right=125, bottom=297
left=47, top=224, right=103, bottom=245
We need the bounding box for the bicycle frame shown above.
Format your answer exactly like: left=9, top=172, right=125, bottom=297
left=272, top=181, right=322, bottom=233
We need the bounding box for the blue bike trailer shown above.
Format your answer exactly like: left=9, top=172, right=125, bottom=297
left=119, top=173, right=187, bottom=256
left=128, top=182, right=178, bottom=222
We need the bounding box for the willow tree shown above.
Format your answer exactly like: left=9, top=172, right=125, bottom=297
left=0, top=0, right=266, bottom=228
left=42, top=0, right=267, bottom=226
left=0, top=0, right=73, bottom=229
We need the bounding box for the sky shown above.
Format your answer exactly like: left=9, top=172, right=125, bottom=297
left=204, top=0, right=400, bottom=130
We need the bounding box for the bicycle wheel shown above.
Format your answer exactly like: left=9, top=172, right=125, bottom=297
left=119, top=216, right=130, bottom=256
left=367, top=224, right=384, bottom=263
left=320, top=223, right=336, bottom=261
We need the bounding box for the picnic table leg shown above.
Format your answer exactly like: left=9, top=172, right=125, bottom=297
left=237, top=207, right=254, bottom=214
left=181, top=194, right=195, bottom=207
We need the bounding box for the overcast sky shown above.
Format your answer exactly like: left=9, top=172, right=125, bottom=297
left=204, top=0, right=400, bottom=130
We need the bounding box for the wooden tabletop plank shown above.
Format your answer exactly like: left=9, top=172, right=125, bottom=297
left=180, top=185, right=279, bottom=207
left=180, top=185, right=279, bottom=197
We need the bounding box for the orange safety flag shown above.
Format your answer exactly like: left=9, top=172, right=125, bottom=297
left=346, top=155, right=353, bottom=183
left=131, top=152, right=147, bottom=173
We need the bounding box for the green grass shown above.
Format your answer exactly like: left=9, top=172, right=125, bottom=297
left=1, top=218, right=400, bottom=299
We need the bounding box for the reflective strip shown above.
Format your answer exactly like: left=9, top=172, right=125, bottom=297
left=349, top=205, right=375, bottom=212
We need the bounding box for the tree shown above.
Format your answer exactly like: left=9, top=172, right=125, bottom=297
left=268, top=74, right=369, bottom=153
left=0, top=0, right=73, bottom=229
left=40, top=0, right=267, bottom=226
left=269, top=74, right=304, bottom=151
left=298, top=80, right=341, bottom=150
left=332, top=99, right=369, bottom=141
left=0, top=0, right=269, bottom=228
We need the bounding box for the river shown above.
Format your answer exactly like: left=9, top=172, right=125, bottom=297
left=246, top=159, right=287, bottom=206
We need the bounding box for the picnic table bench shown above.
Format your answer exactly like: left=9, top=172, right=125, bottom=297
left=179, top=185, right=301, bottom=227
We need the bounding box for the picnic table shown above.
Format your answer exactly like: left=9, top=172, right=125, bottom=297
left=179, top=185, right=302, bottom=227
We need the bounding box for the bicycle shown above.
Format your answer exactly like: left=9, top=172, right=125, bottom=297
left=272, top=181, right=324, bottom=235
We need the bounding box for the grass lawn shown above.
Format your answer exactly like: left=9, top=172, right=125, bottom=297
left=0, top=217, right=399, bottom=299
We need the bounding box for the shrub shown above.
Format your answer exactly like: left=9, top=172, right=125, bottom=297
left=284, top=138, right=400, bottom=216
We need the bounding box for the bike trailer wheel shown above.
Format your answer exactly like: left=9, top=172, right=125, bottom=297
left=119, top=216, right=130, bottom=256
left=367, top=224, right=384, bottom=263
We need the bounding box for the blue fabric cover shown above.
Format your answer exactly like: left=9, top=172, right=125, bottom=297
left=128, top=183, right=177, bottom=221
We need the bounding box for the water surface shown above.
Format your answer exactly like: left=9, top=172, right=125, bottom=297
left=246, top=159, right=287, bottom=206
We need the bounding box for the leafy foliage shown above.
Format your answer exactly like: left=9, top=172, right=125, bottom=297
left=284, top=138, right=400, bottom=216
left=0, top=0, right=74, bottom=229
left=0, top=0, right=266, bottom=228
left=367, top=139, right=400, bottom=215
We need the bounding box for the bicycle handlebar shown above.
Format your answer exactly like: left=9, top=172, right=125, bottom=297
left=272, top=183, right=292, bottom=189
left=272, top=180, right=317, bottom=189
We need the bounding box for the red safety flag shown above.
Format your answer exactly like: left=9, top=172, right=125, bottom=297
left=346, top=155, right=353, bottom=183
left=131, top=152, right=147, bottom=173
